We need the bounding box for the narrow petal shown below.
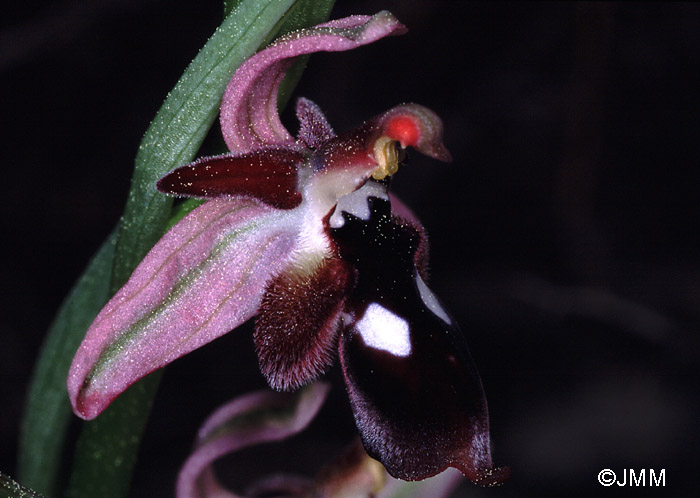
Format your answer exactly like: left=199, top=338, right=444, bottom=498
left=176, top=383, right=329, bottom=498
left=220, top=11, right=406, bottom=153
left=157, top=147, right=306, bottom=209
left=254, top=256, right=354, bottom=391
left=295, top=97, right=335, bottom=149
left=68, top=199, right=301, bottom=420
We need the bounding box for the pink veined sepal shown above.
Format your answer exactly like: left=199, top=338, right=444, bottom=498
left=68, top=198, right=302, bottom=420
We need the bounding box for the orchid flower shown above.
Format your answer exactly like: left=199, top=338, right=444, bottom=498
left=67, top=11, right=509, bottom=487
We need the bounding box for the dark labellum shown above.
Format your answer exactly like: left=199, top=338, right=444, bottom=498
left=332, top=187, right=507, bottom=484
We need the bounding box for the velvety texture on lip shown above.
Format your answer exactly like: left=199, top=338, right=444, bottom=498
left=333, top=195, right=509, bottom=484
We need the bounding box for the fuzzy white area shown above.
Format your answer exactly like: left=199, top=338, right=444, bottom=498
left=355, top=303, right=411, bottom=357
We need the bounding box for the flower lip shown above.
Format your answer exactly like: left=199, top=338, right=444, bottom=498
left=330, top=194, right=504, bottom=484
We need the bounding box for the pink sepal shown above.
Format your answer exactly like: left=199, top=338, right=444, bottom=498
left=68, top=199, right=300, bottom=420
left=220, top=11, right=406, bottom=153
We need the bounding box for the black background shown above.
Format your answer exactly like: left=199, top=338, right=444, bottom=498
left=2, top=1, right=699, bottom=497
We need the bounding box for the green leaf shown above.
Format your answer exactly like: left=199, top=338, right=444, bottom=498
left=223, top=0, right=244, bottom=18
left=17, top=230, right=116, bottom=496
left=1, top=471, right=50, bottom=498
left=275, top=0, right=336, bottom=46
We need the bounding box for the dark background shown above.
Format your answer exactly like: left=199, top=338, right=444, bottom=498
left=2, top=1, right=699, bottom=497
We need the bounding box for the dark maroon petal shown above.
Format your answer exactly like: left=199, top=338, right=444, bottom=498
left=157, top=148, right=306, bottom=209
left=296, top=97, right=335, bottom=149
left=254, top=257, right=354, bottom=391
left=331, top=192, right=508, bottom=485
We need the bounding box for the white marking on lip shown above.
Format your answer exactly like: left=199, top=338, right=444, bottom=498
left=355, top=303, right=411, bottom=357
